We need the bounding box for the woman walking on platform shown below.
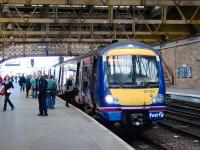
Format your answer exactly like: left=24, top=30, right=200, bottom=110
left=2, top=75, right=14, bottom=111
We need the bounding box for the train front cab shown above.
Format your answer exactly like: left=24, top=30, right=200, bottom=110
left=96, top=48, right=166, bottom=128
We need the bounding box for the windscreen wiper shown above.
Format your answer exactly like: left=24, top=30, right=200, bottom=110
left=141, top=82, right=159, bottom=88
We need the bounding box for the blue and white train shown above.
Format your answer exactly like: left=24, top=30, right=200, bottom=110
left=55, top=41, right=166, bottom=128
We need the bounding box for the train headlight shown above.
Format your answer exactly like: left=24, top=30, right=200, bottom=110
left=152, top=94, right=164, bottom=104
left=105, top=95, right=119, bottom=104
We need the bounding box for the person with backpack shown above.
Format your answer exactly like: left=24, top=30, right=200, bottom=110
left=25, top=75, right=32, bottom=98
left=30, top=75, right=37, bottom=98
left=46, top=75, right=57, bottom=109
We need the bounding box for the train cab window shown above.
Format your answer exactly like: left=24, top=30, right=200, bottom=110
left=106, top=55, right=159, bottom=88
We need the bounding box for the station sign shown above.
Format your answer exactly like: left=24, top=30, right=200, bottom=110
left=5, top=60, right=20, bottom=67
left=5, top=64, right=20, bottom=66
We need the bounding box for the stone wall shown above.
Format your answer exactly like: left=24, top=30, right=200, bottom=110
left=161, top=41, right=200, bottom=88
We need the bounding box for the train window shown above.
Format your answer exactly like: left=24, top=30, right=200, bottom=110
left=82, top=57, right=92, bottom=90
left=54, top=66, right=60, bottom=82
left=61, top=66, right=64, bottom=92
left=63, top=65, right=67, bottom=86
left=74, top=61, right=82, bottom=91
left=75, top=62, right=80, bottom=84
left=58, top=66, right=62, bottom=92
left=106, top=55, right=159, bottom=88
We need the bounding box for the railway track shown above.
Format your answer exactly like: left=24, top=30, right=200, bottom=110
left=118, top=133, right=169, bottom=150
left=125, top=97, right=200, bottom=149
left=159, top=120, right=200, bottom=139
left=160, top=98, right=200, bottom=139
left=141, top=125, right=200, bottom=150
left=167, top=101, right=200, bottom=114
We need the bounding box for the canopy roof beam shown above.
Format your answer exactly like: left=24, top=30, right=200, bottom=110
left=1, top=18, right=200, bottom=24
left=0, top=0, right=200, bottom=6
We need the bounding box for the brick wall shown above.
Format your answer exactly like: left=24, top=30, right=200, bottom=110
left=161, top=41, right=200, bottom=88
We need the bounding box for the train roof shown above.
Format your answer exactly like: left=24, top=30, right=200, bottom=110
left=99, top=41, right=156, bottom=54
left=59, top=41, right=157, bottom=65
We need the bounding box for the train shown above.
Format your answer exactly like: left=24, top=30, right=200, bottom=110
left=53, top=41, right=166, bottom=129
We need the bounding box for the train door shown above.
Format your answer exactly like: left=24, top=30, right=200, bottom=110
left=81, top=57, right=93, bottom=109
left=61, top=65, right=65, bottom=93
left=53, top=68, right=56, bottom=79
left=75, top=62, right=80, bottom=86
left=62, top=64, right=68, bottom=92
left=75, top=61, right=83, bottom=92
left=90, top=56, right=98, bottom=109
left=74, top=61, right=83, bottom=103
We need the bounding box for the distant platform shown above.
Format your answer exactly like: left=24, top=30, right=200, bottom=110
left=167, top=87, right=200, bottom=104
left=0, top=84, right=133, bottom=150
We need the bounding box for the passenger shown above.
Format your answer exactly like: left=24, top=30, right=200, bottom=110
left=82, top=78, right=93, bottom=110
left=44, top=74, right=49, bottom=80
left=37, top=70, right=48, bottom=116
left=2, top=75, right=14, bottom=111
left=65, top=75, right=74, bottom=107
left=30, top=75, right=37, bottom=98
left=74, top=91, right=84, bottom=110
left=46, top=75, right=57, bottom=109
left=19, top=74, right=26, bottom=92
left=14, top=75, right=18, bottom=83
left=25, top=75, right=32, bottom=98
left=11, top=75, right=14, bottom=82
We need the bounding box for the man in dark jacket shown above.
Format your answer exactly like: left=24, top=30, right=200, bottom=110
left=65, top=75, right=74, bottom=107
left=37, top=70, right=48, bottom=116
left=19, top=74, right=26, bottom=92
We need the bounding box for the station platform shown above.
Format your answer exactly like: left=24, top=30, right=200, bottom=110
left=166, top=87, right=200, bottom=104
left=0, top=85, right=133, bottom=150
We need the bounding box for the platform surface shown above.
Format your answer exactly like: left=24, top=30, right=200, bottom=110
left=0, top=85, right=133, bottom=150
left=167, top=87, right=200, bottom=97
left=167, top=87, right=200, bottom=103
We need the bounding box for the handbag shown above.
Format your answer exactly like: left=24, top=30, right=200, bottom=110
left=29, top=88, right=32, bottom=96
left=0, top=87, right=5, bottom=95
left=7, top=88, right=13, bottom=93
